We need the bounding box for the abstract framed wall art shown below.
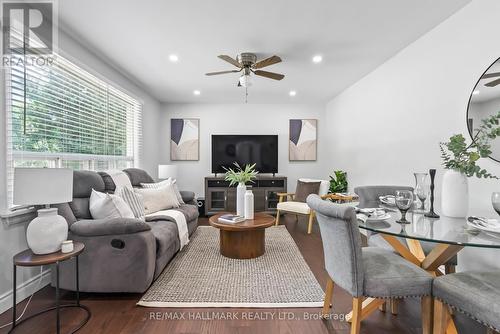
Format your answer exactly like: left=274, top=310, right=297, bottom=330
left=289, top=119, right=317, bottom=161
left=170, top=118, right=199, bottom=161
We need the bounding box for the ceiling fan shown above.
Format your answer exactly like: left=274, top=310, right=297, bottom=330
left=482, top=72, right=500, bottom=87
left=206, top=53, right=285, bottom=87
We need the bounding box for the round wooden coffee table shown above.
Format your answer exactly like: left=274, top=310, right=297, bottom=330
left=209, top=212, right=275, bottom=259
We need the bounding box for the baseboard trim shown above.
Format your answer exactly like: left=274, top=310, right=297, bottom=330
left=0, top=269, right=51, bottom=315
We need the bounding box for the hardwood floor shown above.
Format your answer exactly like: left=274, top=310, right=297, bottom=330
left=0, top=215, right=483, bottom=334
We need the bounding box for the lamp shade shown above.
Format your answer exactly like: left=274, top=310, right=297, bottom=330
left=158, top=165, right=178, bottom=180
left=13, top=168, right=73, bottom=205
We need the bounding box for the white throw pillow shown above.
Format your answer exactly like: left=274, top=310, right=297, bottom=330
left=89, top=189, right=135, bottom=219
left=118, top=187, right=145, bottom=221
left=141, top=178, right=185, bottom=204
left=135, top=184, right=180, bottom=215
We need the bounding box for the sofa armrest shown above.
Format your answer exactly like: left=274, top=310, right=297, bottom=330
left=180, top=191, right=195, bottom=203
left=70, top=218, right=151, bottom=237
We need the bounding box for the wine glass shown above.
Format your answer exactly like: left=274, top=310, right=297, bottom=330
left=415, top=184, right=429, bottom=212
left=395, top=190, right=413, bottom=224
left=492, top=192, right=500, bottom=216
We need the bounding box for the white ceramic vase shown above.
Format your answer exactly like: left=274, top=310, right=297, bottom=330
left=441, top=170, right=469, bottom=218
left=244, top=190, right=254, bottom=220
left=236, top=182, right=246, bottom=216
left=27, top=208, right=68, bottom=254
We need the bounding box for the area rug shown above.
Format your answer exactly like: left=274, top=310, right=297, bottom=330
left=137, top=226, right=324, bottom=308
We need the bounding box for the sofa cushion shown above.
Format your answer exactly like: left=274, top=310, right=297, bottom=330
left=124, top=168, right=154, bottom=186
left=70, top=198, right=92, bottom=220
left=174, top=204, right=200, bottom=222
left=146, top=220, right=180, bottom=278
left=135, top=186, right=180, bottom=214
left=73, top=171, right=105, bottom=198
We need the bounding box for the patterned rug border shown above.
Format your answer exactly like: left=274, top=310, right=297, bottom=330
left=137, top=226, right=324, bottom=308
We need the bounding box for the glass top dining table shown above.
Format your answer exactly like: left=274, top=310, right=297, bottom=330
left=356, top=205, right=500, bottom=249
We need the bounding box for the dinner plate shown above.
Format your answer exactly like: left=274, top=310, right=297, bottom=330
left=366, top=213, right=391, bottom=222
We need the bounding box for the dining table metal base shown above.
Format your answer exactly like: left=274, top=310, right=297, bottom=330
left=345, top=235, right=464, bottom=334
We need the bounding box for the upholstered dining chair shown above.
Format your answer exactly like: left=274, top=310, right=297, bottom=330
left=433, top=271, right=500, bottom=334
left=307, top=195, right=433, bottom=334
left=354, top=185, right=458, bottom=274
left=275, top=178, right=329, bottom=234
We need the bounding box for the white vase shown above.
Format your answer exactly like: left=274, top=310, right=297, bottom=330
left=441, top=170, right=469, bottom=218
left=27, top=208, right=68, bottom=254
left=236, top=182, right=246, bottom=216
left=244, top=190, right=254, bottom=220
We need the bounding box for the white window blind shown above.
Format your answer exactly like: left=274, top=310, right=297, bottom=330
left=5, top=52, right=143, bottom=206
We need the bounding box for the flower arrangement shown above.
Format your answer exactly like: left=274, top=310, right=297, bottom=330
left=223, top=162, right=259, bottom=186
left=440, top=111, right=500, bottom=179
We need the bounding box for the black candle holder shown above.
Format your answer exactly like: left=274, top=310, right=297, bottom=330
left=425, top=168, right=440, bottom=219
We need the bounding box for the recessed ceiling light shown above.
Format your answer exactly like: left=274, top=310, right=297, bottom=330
left=312, top=55, right=323, bottom=63
left=289, top=90, right=297, bottom=97
left=169, top=54, right=179, bottom=62
left=472, top=90, right=480, bottom=95
left=193, top=90, right=201, bottom=96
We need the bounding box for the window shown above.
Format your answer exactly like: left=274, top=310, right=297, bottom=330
left=5, top=53, right=142, bottom=206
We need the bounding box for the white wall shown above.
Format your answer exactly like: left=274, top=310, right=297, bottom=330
left=0, top=28, right=162, bottom=312
left=324, top=0, right=500, bottom=270
left=159, top=103, right=328, bottom=196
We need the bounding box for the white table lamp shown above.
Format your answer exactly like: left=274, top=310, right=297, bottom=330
left=158, top=165, right=178, bottom=180
left=14, top=168, right=73, bottom=254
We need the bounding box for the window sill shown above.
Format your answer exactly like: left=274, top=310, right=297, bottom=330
left=0, top=207, right=37, bottom=226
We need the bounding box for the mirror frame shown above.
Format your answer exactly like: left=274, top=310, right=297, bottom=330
left=466, top=56, right=500, bottom=163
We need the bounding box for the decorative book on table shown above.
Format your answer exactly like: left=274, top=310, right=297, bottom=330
left=218, top=214, right=245, bottom=224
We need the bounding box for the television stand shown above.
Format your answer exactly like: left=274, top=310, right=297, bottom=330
left=204, top=175, right=287, bottom=216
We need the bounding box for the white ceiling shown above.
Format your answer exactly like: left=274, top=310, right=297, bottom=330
left=59, top=0, right=471, bottom=104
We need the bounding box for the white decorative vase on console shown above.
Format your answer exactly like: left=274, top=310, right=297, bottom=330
left=441, top=169, right=468, bottom=218
left=244, top=189, right=254, bottom=220
left=236, top=182, right=246, bottom=216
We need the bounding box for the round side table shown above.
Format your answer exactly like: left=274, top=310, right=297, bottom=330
left=10, top=241, right=91, bottom=334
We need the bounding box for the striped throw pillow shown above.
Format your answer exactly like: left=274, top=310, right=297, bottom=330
left=118, top=186, right=145, bottom=221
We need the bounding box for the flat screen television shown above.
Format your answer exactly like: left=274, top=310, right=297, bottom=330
left=212, top=135, right=278, bottom=174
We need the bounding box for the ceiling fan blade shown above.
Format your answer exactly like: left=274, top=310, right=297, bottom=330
left=485, top=78, right=500, bottom=87
left=254, top=70, right=285, bottom=80
left=218, top=55, right=242, bottom=68
left=205, top=70, right=241, bottom=76
left=253, top=55, right=282, bottom=69
left=482, top=72, right=500, bottom=79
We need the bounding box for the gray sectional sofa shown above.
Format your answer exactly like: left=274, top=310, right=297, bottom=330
left=51, top=168, right=199, bottom=293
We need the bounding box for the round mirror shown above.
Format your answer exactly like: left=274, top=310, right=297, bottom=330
left=467, top=57, right=500, bottom=162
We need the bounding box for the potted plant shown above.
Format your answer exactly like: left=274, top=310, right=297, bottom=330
left=329, top=170, right=348, bottom=193
left=440, top=111, right=500, bottom=217
left=224, top=163, right=259, bottom=216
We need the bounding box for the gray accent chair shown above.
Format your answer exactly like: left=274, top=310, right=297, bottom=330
left=433, top=272, right=500, bottom=334
left=307, top=195, right=433, bottom=334
left=354, top=185, right=458, bottom=274
left=51, top=169, right=198, bottom=293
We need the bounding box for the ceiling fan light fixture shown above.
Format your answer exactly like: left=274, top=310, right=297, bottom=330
left=239, top=74, right=252, bottom=87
